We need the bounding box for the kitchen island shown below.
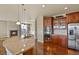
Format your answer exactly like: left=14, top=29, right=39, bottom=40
left=3, top=36, right=35, bottom=55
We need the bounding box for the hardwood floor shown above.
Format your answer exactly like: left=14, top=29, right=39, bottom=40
left=23, top=35, right=79, bottom=55
left=23, top=42, right=79, bottom=55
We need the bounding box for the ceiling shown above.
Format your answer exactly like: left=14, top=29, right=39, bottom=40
left=0, top=4, right=79, bottom=22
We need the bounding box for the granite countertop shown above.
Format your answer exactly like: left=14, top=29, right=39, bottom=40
left=3, top=36, right=35, bottom=55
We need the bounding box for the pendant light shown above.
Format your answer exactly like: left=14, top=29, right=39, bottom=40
left=16, top=20, right=21, bottom=25
left=16, top=4, right=21, bottom=25
left=64, top=6, right=69, bottom=14
left=22, top=4, right=25, bottom=23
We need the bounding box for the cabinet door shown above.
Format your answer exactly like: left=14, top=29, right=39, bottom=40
left=66, top=12, right=79, bottom=23
left=47, top=17, right=52, bottom=26
left=75, top=13, right=79, bottom=22
left=43, top=16, right=53, bottom=27
left=23, top=48, right=33, bottom=55
left=66, top=14, right=75, bottom=23
left=61, top=37, right=68, bottom=48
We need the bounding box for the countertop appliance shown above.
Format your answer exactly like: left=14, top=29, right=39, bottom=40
left=68, top=23, right=79, bottom=50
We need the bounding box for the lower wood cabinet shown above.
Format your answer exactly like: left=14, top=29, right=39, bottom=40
left=51, top=35, right=67, bottom=48
left=23, top=48, right=33, bottom=55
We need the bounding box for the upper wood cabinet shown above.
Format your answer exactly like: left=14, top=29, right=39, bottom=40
left=53, top=17, right=67, bottom=29
left=66, top=12, right=79, bottom=23
left=43, top=16, right=53, bottom=27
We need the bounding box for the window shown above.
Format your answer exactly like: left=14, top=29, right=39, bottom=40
left=21, top=23, right=30, bottom=38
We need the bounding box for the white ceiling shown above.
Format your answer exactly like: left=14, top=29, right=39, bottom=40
left=0, top=4, right=79, bottom=22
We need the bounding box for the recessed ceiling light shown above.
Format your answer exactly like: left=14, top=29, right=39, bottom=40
left=42, top=5, right=46, bottom=8
left=64, top=7, right=68, bottom=10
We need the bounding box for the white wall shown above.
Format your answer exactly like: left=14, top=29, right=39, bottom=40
left=0, top=21, right=7, bottom=37
left=37, top=16, right=44, bottom=43
left=0, top=21, right=18, bottom=38
left=30, top=21, right=35, bottom=39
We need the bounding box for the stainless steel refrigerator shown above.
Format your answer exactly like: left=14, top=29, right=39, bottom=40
left=68, top=23, right=79, bottom=50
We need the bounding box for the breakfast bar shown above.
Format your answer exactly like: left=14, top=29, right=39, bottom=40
left=3, top=37, right=35, bottom=55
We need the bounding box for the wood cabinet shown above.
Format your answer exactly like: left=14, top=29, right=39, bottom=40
left=43, top=16, right=54, bottom=42
left=43, top=16, right=53, bottom=27
left=52, top=35, right=67, bottom=48
left=23, top=48, right=33, bottom=55
left=53, top=17, right=67, bottom=29
left=66, top=12, right=79, bottom=23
